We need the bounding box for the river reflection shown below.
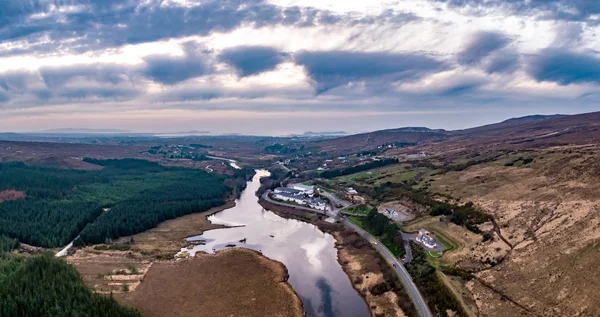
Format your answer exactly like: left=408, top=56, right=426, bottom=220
left=182, top=170, right=369, bottom=317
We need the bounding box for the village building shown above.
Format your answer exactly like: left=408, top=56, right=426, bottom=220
left=416, top=229, right=437, bottom=249
left=271, top=186, right=328, bottom=211
left=290, top=184, right=315, bottom=196
left=272, top=189, right=305, bottom=205
left=384, top=208, right=399, bottom=220
left=307, top=198, right=328, bottom=211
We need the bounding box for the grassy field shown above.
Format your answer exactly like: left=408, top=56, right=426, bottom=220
left=333, top=163, right=440, bottom=191
left=344, top=205, right=371, bottom=215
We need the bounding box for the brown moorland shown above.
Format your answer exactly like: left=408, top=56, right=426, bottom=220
left=117, top=248, right=305, bottom=317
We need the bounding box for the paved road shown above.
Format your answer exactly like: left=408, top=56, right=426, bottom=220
left=344, top=220, right=434, bottom=317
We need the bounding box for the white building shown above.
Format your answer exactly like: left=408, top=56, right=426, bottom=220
left=416, top=229, right=437, bottom=249
left=384, top=208, right=399, bottom=220
left=272, top=188, right=306, bottom=205
left=290, top=184, right=314, bottom=196
left=307, top=198, right=328, bottom=211
left=346, top=187, right=358, bottom=195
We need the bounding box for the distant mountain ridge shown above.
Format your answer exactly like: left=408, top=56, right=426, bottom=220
left=310, top=112, right=600, bottom=154
left=499, top=114, right=566, bottom=124
left=39, top=128, right=131, bottom=134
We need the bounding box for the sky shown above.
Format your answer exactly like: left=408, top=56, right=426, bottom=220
left=1, top=0, right=600, bottom=135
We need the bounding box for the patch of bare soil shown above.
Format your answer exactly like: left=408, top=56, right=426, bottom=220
left=68, top=249, right=152, bottom=294
left=378, top=199, right=425, bottom=222
left=0, top=189, right=26, bottom=203
left=116, top=248, right=304, bottom=317
left=431, top=149, right=600, bottom=317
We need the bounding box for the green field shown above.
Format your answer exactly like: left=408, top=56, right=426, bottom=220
left=344, top=205, right=371, bottom=215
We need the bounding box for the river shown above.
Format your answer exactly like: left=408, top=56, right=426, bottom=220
left=181, top=170, right=370, bottom=317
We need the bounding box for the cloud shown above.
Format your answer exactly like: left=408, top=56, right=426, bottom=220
left=434, top=0, right=600, bottom=22
left=485, top=51, right=520, bottom=74
left=0, top=91, right=9, bottom=103
left=295, top=51, right=448, bottom=93
left=0, top=0, right=416, bottom=57
left=458, top=31, right=511, bottom=66
left=57, top=86, right=139, bottom=100
left=439, top=81, right=483, bottom=96
left=39, top=64, right=132, bottom=89
left=0, top=71, right=34, bottom=93
left=142, top=44, right=211, bottom=85
left=219, top=46, right=288, bottom=77
left=528, top=49, right=600, bottom=85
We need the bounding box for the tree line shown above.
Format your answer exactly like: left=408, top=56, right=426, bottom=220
left=0, top=159, right=242, bottom=248
left=365, top=208, right=406, bottom=258
left=0, top=235, right=18, bottom=253
left=405, top=242, right=467, bottom=317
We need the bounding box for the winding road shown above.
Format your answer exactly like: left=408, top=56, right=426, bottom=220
left=343, top=220, right=433, bottom=317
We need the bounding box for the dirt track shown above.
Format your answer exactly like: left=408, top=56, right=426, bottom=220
left=117, top=248, right=305, bottom=317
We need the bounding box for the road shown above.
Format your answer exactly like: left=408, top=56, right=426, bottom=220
left=344, top=220, right=434, bottom=317
left=318, top=190, right=351, bottom=211
left=55, top=236, right=78, bottom=257
left=206, top=156, right=242, bottom=169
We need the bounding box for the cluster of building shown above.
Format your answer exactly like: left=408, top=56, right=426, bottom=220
left=271, top=184, right=328, bottom=211
left=416, top=229, right=437, bottom=249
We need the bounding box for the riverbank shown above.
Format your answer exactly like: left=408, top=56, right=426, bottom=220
left=259, top=199, right=418, bottom=317
left=116, top=248, right=305, bottom=317
left=120, top=199, right=237, bottom=257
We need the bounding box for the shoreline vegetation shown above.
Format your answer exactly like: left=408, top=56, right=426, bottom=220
left=259, top=199, right=418, bottom=317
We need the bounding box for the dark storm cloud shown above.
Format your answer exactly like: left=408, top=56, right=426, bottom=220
left=458, top=31, right=511, bottom=66
left=528, top=49, right=600, bottom=85
left=0, top=0, right=418, bottom=57
left=219, top=46, right=288, bottom=77
left=434, top=0, right=600, bottom=22
left=295, top=51, right=448, bottom=93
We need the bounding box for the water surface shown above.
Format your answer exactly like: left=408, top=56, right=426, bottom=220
left=183, top=170, right=369, bottom=317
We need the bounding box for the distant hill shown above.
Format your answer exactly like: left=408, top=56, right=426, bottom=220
left=310, top=127, right=448, bottom=154
left=39, top=128, right=131, bottom=134
left=499, top=114, right=566, bottom=124
left=309, top=112, right=600, bottom=155
left=302, top=131, right=348, bottom=136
